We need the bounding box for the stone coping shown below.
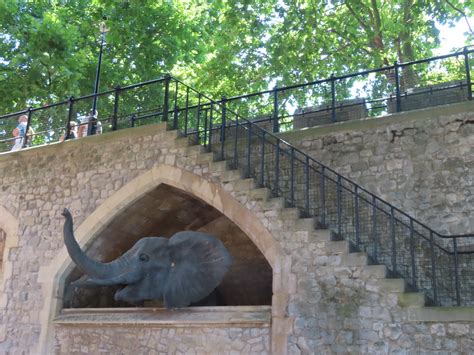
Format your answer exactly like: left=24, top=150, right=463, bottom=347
left=279, top=100, right=474, bottom=141
left=408, top=307, right=474, bottom=322
left=53, top=306, right=271, bottom=328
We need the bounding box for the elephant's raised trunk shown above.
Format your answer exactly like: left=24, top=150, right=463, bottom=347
left=62, top=208, right=122, bottom=279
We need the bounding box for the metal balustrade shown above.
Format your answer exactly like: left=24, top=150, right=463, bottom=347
left=1, top=51, right=473, bottom=306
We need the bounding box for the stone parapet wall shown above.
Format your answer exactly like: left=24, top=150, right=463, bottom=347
left=281, top=101, right=474, bottom=235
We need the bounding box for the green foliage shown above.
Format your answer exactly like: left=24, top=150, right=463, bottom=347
left=0, top=0, right=472, bottom=114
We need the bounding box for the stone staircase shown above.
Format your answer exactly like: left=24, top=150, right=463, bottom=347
left=175, top=130, right=429, bottom=310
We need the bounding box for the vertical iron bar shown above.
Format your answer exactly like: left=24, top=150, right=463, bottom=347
left=273, top=87, right=279, bottom=133
left=195, top=93, right=202, bottom=144
left=184, top=87, right=190, bottom=136
left=208, top=103, right=213, bottom=152
left=22, top=107, right=33, bottom=148
left=173, top=80, right=179, bottom=129
left=246, top=122, right=252, bottom=177
left=65, top=97, right=74, bottom=139
left=355, top=186, right=360, bottom=249
left=233, top=116, right=239, bottom=169
left=394, top=62, right=402, bottom=112
left=163, top=74, right=171, bottom=122
left=453, top=237, right=461, bottom=306
left=203, top=108, right=208, bottom=148
left=274, top=140, right=280, bottom=196
left=336, top=175, right=342, bottom=237
left=304, top=156, right=309, bottom=217
left=259, top=130, right=265, bottom=187
left=409, top=219, right=417, bottom=289
left=112, top=86, right=120, bottom=131
left=372, top=195, right=378, bottom=260
left=320, top=166, right=326, bottom=227
left=390, top=207, right=397, bottom=273
left=429, top=231, right=438, bottom=305
left=464, top=47, right=472, bottom=100
left=130, top=114, right=136, bottom=128
left=220, top=96, right=227, bottom=160
left=290, top=148, right=295, bottom=206
left=330, top=74, right=336, bottom=122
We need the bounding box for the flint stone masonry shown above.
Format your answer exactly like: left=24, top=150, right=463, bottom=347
left=282, top=101, right=474, bottom=235
left=0, top=115, right=472, bottom=354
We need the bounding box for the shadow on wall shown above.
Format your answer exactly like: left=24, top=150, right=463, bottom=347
left=63, top=184, right=273, bottom=308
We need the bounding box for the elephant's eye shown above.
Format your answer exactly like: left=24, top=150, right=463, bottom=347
left=139, top=253, right=149, bottom=262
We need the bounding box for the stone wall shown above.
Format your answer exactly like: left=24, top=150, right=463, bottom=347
left=0, top=113, right=473, bottom=354
left=281, top=101, right=474, bottom=235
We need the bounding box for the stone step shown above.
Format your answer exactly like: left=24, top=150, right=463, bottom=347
left=279, top=207, right=301, bottom=220
left=398, top=292, right=426, bottom=308
left=291, top=217, right=316, bottom=231
left=341, top=252, right=368, bottom=266
left=263, top=197, right=285, bottom=211
left=248, top=187, right=270, bottom=201
left=311, top=229, right=332, bottom=242
left=193, top=152, right=216, bottom=165
left=323, top=240, right=350, bottom=254
left=361, top=265, right=387, bottom=279
left=209, top=160, right=229, bottom=172
left=186, top=144, right=206, bottom=156
left=230, top=178, right=256, bottom=192
left=221, top=169, right=243, bottom=182
left=377, top=278, right=406, bottom=293
left=174, top=136, right=193, bottom=148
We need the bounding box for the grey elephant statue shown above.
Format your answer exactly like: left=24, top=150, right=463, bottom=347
left=61, top=208, right=232, bottom=308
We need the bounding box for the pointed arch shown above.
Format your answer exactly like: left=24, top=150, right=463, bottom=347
left=37, top=164, right=287, bottom=354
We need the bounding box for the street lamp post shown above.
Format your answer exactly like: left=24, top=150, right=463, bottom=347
left=90, top=21, right=109, bottom=133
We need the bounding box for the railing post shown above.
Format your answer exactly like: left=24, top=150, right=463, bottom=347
left=330, top=74, right=336, bottom=122
left=195, top=93, right=202, bottom=144
left=112, top=86, right=120, bottom=131
left=246, top=122, right=252, bottom=177
left=272, top=87, right=279, bottom=133
left=173, top=80, right=179, bottom=129
left=233, top=116, right=239, bottom=169
left=336, top=175, right=342, bottom=237
left=220, top=96, right=227, bottom=160
left=372, top=195, right=378, bottom=260
left=208, top=103, right=213, bottom=152
left=22, top=107, right=33, bottom=148
left=354, top=186, right=360, bottom=249
left=184, top=87, right=190, bottom=136
left=162, top=74, right=171, bottom=122
left=273, top=140, right=280, bottom=196
left=464, top=47, right=472, bottom=100
left=429, top=231, right=438, bottom=305
left=304, top=156, right=309, bottom=217
left=260, top=130, right=265, bottom=187
left=290, top=147, right=295, bottom=206
left=65, top=97, right=75, bottom=138
left=203, top=108, right=208, bottom=148
left=390, top=207, right=397, bottom=273
left=130, top=114, right=136, bottom=128
left=409, top=219, right=417, bottom=289
left=320, top=166, right=326, bottom=227
left=452, top=237, right=461, bottom=306
left=394, top=61, right=402, bottom=112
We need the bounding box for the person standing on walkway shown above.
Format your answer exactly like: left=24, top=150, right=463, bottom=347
left=11, top=115, right=28, bottom=151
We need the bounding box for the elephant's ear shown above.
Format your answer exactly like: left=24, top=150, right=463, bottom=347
left=163, top=231, right=232, bottom=308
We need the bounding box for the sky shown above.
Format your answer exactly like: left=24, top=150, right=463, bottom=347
left=435, top=18, right=473, bottom=55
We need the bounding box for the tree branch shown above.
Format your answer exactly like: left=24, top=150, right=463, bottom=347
left=445, top=0, right=474, bottom=34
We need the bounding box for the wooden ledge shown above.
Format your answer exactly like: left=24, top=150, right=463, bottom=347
left=53, top=306, right=271, bottom=328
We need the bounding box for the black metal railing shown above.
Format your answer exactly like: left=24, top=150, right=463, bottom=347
left=1, top=51, right=473, bottom=306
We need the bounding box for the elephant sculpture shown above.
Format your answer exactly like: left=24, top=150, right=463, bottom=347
left=61, top=208, right=232, bottom=308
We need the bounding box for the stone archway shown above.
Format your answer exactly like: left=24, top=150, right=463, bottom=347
left=38, top=164, right=288, bottom=354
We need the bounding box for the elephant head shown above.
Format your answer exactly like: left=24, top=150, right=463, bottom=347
left=61, top=208, right=232, bottom=308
